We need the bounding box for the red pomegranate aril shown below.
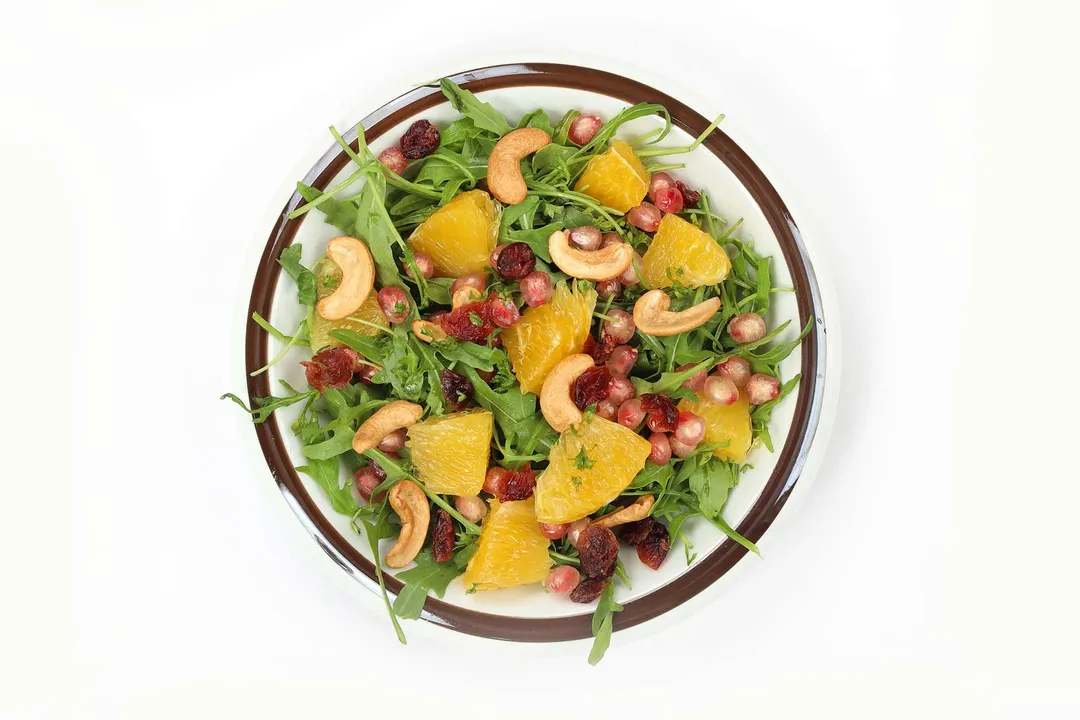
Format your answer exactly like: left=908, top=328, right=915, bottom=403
left=451, top=272, right=486, bottom=296
left=600, top=232, right=623, bottom=248
left=544, top=565, right=581, bottom=594
left=568, top=113, right=602, bottom=146
left=728, top=312, right=767, bottom=343
left=567, top=225, right=602, bottom=251
left=520, top=271, right=552, bottom=307
left=377, top=287, right=410, bottom=324
left=617, top=398, right=645, bottom=429
left=489, top=244, right=506, bottom=267
left=596, top=279, right=621, bottom=299
left=539, top=522, right=570, bottom=540
left=495, top=241, right=536, bottom=280
left=746, top=373, right=781, bottom=405
left=595, top=399, right=618, bottom=421
left=704, top=375, right=739, bottom=405
left=627, top=202, right=661, bottom=232
left=606, top=345, right=638, bottom=376
left=677, top=363, right=708, bottom=392
left=669, top=434, right=695, bottom=458
left=648, top=432, right=672, bottom=465
left=619, top=250, right=643, bottom=286
left=602, top=309, right=636, bottom=343
left=716, top=356, right=752, bottom=388
left=674, top=411, right=706, bottom=446
left=351, top=467, right=382, bottom=503
left=454, top=495, right=488, bottom=524
left=356, top=363, right=380, bottom=384
left=483, top=466, right=511, bottom=496
left=404, top=251, right=435, bottom=280
left=377, top=428, right=407, bottom=453
left=648, top=172, right=675, bottom=201
left=607, top=374, right=636, bottom=405
left=490, top=297, right=520, bottom=328
left=567, top=518, right=591, bottom=548
left=377, top=147, right=408, bottom=174
left=653, top=186, right=684, bottom=214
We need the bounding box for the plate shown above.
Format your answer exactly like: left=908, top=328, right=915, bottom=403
left=244, top=63, right=830, bottom=641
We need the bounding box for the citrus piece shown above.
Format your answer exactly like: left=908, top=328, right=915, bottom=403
left=407, top=409, right=494, bottom=496
left=501, top=283, right=597, bottom=394
left=462, top=498, right=553, bottom=591
left=573, top=139, right=649, bottom=213
left=309, top=256, right=387, bottom=351
left=407, top=189, right=500, bottom=278
left=534, top=416, right=652, bottom=523
left=678, top=394, right=752, bottom=464
left=641, top=213, right=732, bottom=288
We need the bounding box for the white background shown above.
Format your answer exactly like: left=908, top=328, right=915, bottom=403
left=4, top=0, right=1077, bottom=717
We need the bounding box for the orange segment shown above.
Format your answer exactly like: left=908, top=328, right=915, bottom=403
left=309, top=256, right=387, bottom=351
left=407, top=189, right=500, bottom=278
left=573, top=139, right=649, bottom=213
left=534, top=416, right=652, bottom=523
left=501, top=283, right=597, bottom=394
left=462, top=498, right=552, bottom=591
left=406, top=410, right=494, bottom=496
left=641, top=213, right=732, bottom=288
left=678, top=395, right=752, bottom=464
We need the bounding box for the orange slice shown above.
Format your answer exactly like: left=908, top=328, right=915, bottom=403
left=407, top=189, right=499, bottom=278
left=573, top=139, right=649, bottom=213
left=641, top=213, right=732, bottom=288
left=406, top=410, right=494, bottom=496
left=462, top=498, right=553, bottom=590
left=501, top=283, right=597, bottom=394
left=678, top=394, right=752, bottom=464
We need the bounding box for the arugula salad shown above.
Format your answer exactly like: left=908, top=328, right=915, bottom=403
left=226, top=78, right=810, bottom=664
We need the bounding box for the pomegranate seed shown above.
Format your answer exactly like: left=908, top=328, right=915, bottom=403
left=600, top=232, right=623, bottom=248
left=567, top=225, right=602, bottom=251
left=404, top=251, right=434, bottom=280
left=653, top=186, right=684, bottom=214
left=490, top=297, right=521, bottom=328
left=677, top=363, right=707, bottom=392
left=489, top=244, right=506, bottom=267
left=619, top=251, right=643, bottom=286
left=602, top=309, right=636, bottom=343
left=704, top=375, right=739, bottom=405
left=377, top=428, right=407, bottom=453
left=595, top=399, right=618, bottom=420
left=483, top=467, right=511, bottom=496
left=567, top=113, right=602, bottom=146
left=356, top=363, right=380, bottom=384
left=539, top=522, right=570, bottom=540
left=567, top=518, right=591, bottom=548
left=377, top=147, right=407, bottom=175
left=606, top=345, right=638, bottom=376
left=669, top=434, right=695, bottom=458
left=648, top=432, right=672, bottom=465
left=544, top=565, right=582, bottom=594
left=648, top=172, right=675, bottom=202
left=596, top=279, right=621, bottom=299
left=351, top=467, right=383, bottom=503
left=520, top=271, right=552, bottom=307
left=607, top=374, right=636, bottom=405
left=674, top=411, right=706, bottom=446
left=627, top=202, right=661, bottom=232
left=377, top=287, right=410, bottom=324
left=728, top=313, right=767, bottom=343
left=451, top=272, right=486, bottom=297
left=617, top=398, right=645, bottom=429
left=716, top=356, right=752, bottom=388
left=745, top=373, right=781, bottom=405
left=455, top=495, right=488, bottom=524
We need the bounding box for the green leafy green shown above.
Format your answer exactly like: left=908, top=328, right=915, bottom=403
left=438, top=78, right=512, bottom=136
left=221, top=387, right=318, bottom=424
left=588, top=582, right=623, bottom=665
left=357, top=506, right=408, bottom=644
left=392, top=549, right=462, bottom=620
left=689, top=459, right=738, bottom=520
left=296, top=456, right=357, bottom=515
left=297, top=182, right=358, bottom=234
left=277, top=244, right=317, bottom=306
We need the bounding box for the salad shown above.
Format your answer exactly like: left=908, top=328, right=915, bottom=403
left=226, top=78, right=811, bottom=664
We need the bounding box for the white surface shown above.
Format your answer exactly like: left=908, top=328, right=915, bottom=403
left=7, top=0, right=1079, bottom=718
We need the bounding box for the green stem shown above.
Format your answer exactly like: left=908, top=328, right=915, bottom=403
left=549, top=551, right=580, bottom=566
left=421, top=486, right=481, bottom=534
left=287, top=167, right=366, bottom=219
left=251, top=311, right=310, bottom=347
left=250, top=319, right=307, bottom=377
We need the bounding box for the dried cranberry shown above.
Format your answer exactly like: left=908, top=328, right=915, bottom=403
left=577, top=525, right=619, bottom=580
left=620, top=517, right=655, bottom=546
left=400, top=119, right=440, bottom=159
left=301, top=347, right=356, bottom=392
left=583, top=333, right=618, bottom=365
left=572, top=366, right=611, bottom=411
left=431, top=509, right=455, bottom=563
left=637, top=521, right=671, bottom=570
left=494, top=242, right=536, bottom=280
left=569, top=577, right=608, bottom=604
left=675, top=181, right=701, bottom=207
left=440, top=369, right=473, bottom=411
left=496, top=463, right=536, bottom=502
left=439, top=300, right=494, bottom=342
left=639, top=393, right=679, bottom=433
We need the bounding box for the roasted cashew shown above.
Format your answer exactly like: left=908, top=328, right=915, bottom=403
left=591, top=495, right=655, bottom=528
left=384, top=480, right=429, bottom=568
left=487, top=128, right=551, bottom=205
left=411, top=319, right=447, bottom=343
left=632, top=289, right=721, bottom=337
left=539, top=353, right=595, bottom=432
left=548, top=230, right=634, bottom=280
left=316, top=236, right=376, bottom=321
left=451, top=287, right=483, bottom=309
left=352, top=400, right=423, bottom=454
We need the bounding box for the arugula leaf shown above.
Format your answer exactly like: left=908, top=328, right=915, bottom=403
left=392, top=549, right=462, bottom=620
left=751, top=374, right=801, bottom=451
left=504, top=222, right=561, bottom=263
left=221, top=388, right=318, bottom=424
left=297, top=182, right=359, bottom=234
left=689, top=459, right=738, bottom=520
left=631, top=358, right=714, bottom=396
left=552, top=109, right=579, bottom=145
left=741, top=316, right=814, bottom=368
left=350, top=130, right=409, bottom=291
left=431, top=339, right=503, bottom=371
left=438, top=78, right=512, bottom=136
left=500, top=195, right=541, bottom=232
left=296, top=456, right=357, bottom=515
left=629, top=461, right=675, bottom=490
left=588, top=582, right=623, bottom=665
left=517, top=108, right=554, bottom=136
left=277, top=244, right=317, bottom=306
left=439, top=117, right=478, bottom=149
left=357, top=509, right=407, bottom=644
left=708, top=513, right=761, bottom=557
left=453, top=540, right=478, bottom=570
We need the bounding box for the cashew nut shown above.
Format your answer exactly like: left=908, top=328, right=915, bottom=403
left=411, top=319, right=447, bottom=343
left=352, top=400, right=424, bottom=454
left=632, top=289, right=721, bottom=337
left=591, top=495, right=655, bottom=528
left=384, top=480, right=429, bottom=568
left=548, top=230, right=634, bottom=281
left=539, top=353, right=595, bottom=432
left=487, top=128, right=551, bottom=205
left=451, top=287, right=483, bottom=309
left=316, top=236, right=376, bottom=321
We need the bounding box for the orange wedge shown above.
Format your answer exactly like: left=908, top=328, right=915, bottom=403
left=501, top=283, right=597, bottom=394
left=641, top=213, right=732, bottom=288
left=678, top=394, right=752, bottom=464
left=462, top=498, right=553, bottom=590
left=407, top=189, right=499, bottom=278
left=573, top=139, right=649, bottom=213
left=406, top=410, right=494, bottom=496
